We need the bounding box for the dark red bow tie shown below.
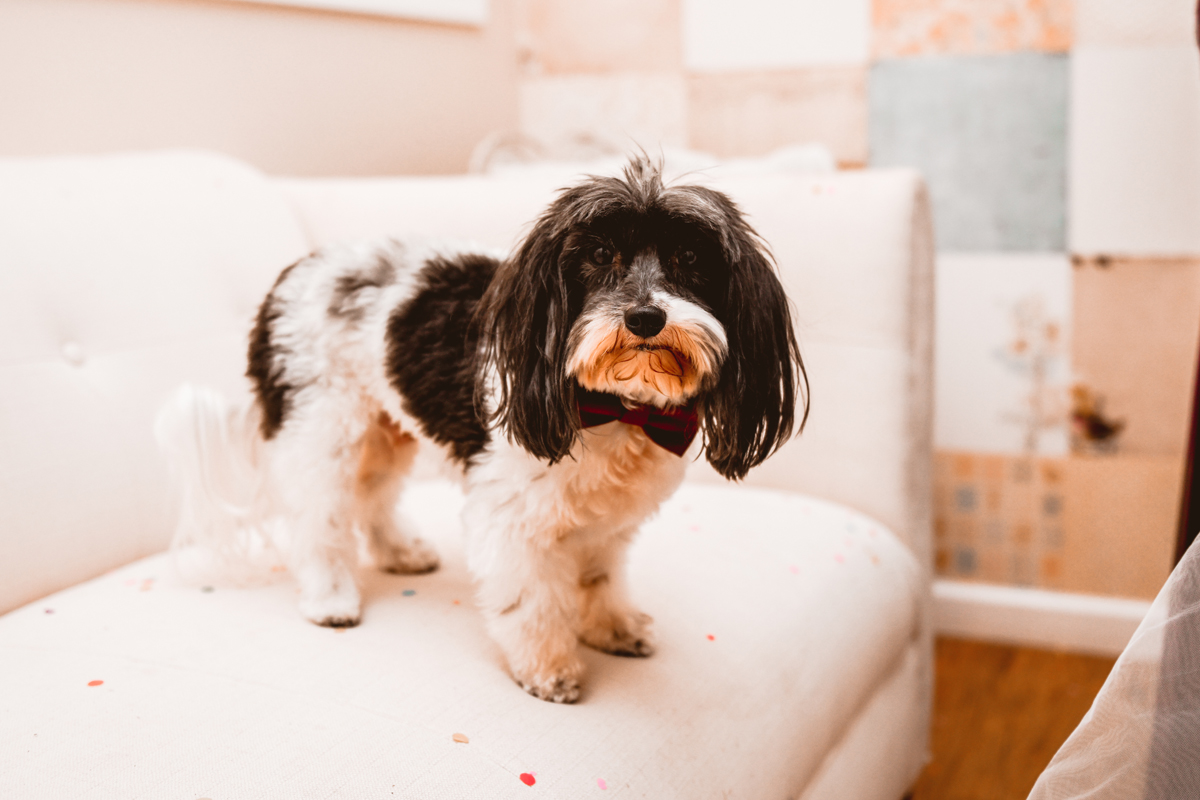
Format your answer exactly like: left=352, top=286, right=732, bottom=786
left=576, top=389, right=700, bottom=456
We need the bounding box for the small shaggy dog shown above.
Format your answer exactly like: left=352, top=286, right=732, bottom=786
left=158, top=158, right=806, bottom=703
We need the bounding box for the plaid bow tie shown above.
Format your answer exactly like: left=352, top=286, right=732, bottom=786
left=576, top=388, right=700, bottom=456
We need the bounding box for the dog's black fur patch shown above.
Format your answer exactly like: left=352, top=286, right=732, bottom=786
left=386, top=253, right=497, bottom=466
left=247, top=259, right=302, bottom=440
left=329, top=253, right=397, bottom=321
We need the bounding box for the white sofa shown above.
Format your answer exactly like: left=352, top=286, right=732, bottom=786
left=0, top=151, right=934, bottom=799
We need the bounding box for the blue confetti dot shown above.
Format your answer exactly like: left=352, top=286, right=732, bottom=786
left=402, top=589, right=416, bottom=597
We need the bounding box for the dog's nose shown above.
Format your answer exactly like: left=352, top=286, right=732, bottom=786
left=624, top=306, right=667, bottom=339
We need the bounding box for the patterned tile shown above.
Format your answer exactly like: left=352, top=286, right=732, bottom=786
left=869, top=53, right=1068, bottom=251
left=520, top=0, right=681, bottom=75
left=1071, top=256, right=1200, bottom=457
left=682, top=0, right=870, bottom=71
left=935, top=254, right=1072, bottom=457
left=687, top=66, right=868, bottom=165
left=934, top=450, right=1178, bottom=597
left=1075, top=0, right=1197, bottom=47
left=873, top=0, right=1072, bottom=58
left=1069, top=46, right=1200, bottom=256
left=518, top=73, right=688, bottom=151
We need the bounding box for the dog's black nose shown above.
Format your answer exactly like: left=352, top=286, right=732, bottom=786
left=624, top=306, right=667, bottom=339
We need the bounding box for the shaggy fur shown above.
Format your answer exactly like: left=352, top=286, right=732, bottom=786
left=157, top=158, right=807, bottom=703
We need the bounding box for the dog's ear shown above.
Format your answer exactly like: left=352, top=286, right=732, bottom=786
left=700, top=194, right=808, bottom=480
left=476, top=201, right=580, bottom=464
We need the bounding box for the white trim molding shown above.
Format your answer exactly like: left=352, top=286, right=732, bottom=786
left=933, top=579, right=1152, bottom=657
left=229, top=0, right=487, bottom=26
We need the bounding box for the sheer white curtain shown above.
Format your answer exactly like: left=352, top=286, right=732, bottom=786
left=1028, top=537, right=1200, bottom=799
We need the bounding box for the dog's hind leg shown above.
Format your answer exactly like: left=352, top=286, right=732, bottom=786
left=356, top=412, right=440, bottom=576
left=269, top=406, right=367, bottom=628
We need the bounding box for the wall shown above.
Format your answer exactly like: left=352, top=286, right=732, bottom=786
left=0, top=0, right=520, bottom=175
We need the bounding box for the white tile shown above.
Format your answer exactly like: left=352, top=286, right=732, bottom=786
left=1070, top=46, right=1200, bottom=255
left=518, top=73, right=688, bottom=151
left=682, top=0, right=870, bottom=72
left=935, top=253, right=1073, bottom=456
left=1075, top=0, right=1197, bottom=47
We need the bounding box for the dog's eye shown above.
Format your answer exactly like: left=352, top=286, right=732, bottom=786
left=680, top=249, right=697, bottom=266
left=592, top=246, right=614, bottom=266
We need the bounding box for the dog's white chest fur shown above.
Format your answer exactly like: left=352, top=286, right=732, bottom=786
left=462, top=420, right=687, bottom=560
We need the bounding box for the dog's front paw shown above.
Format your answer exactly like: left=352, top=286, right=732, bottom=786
left=581, top=610, right=656, bottom=657
left=516, top=662, right=585, bottom=704
left=376, top=537, right=440, bottom=575
left=299, top=589, right=362, bottom=628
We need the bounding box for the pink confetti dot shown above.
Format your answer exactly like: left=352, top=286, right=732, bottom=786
left=834, top=553, right=845, bottom=563
left=689, top=525, right=700, bottom=532
left=87, top=680, right=103, bottom=687
left=706, top=634, right=715, bottom=641
left=44, top=608, right=54, bottom=614
left=597, top=778, right=608, bottom=790
left=788, top=565, right=799, bottom=575
left=519, top=772, right=536, bottom=786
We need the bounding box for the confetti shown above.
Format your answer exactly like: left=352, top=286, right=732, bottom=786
left=519, top=773, right=536, bottom=786
left=271, top=564, right=287, bottom=573
left=452, top=733, right=469, bottom=744
left=706, top=634, right=715, bottom=641
left=87, top=680, right=103, bottom=687
left=452, top=600, right=461, bottom=605
left=402, top=589, right=416, bottom=597
left=44, top=608, right=54, bottom=614
left=597, top=778, right=608, bottom=790
left=834, top=553, right=845, bottom=563
left=788, top=565, right=799, bottom=575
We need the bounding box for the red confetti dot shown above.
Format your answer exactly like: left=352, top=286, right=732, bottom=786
left=87, top=680, right=103, bottom=687
left=706, top=634, right=715, bottom=641
left=519, top=772, right=536, bottom=786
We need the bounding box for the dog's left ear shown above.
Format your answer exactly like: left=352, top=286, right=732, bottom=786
left=699, top=191, right=809, bottom=480
left=475, top=198, right=581, bottom=464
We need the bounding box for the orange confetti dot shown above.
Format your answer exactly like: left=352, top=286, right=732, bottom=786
left=706, top=634, right=715, bottom=641
left=452, top=599, right=461, bottom=605
left=87, top=680, right=103, bottom=687
left=519, top=773, right=536, bottom=786
left=452, top=733, right=469, bottom=744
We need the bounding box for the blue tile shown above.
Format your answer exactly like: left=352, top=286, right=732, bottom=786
left=869, top=53, right=1068, bottom=251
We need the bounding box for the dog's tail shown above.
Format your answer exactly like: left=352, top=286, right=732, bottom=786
left=155, top=384, right=280, bottom=581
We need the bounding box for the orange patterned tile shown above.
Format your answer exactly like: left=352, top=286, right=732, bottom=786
left=873, top=0, right=1073, bottom=58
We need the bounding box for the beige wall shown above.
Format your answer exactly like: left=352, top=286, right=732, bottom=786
left=0, top=0, right=519, bottom=175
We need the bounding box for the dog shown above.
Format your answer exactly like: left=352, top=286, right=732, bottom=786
left=156, top=157, right=807, bottom=703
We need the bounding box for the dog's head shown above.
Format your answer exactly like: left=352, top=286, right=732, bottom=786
left=478, top=157, right=807, bottom=480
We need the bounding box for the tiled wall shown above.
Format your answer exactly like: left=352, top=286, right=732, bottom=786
left=514, top=0, right=1200, bottom=600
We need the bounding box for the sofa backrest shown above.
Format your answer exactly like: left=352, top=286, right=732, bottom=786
left=0, top=151, right=310, bottom=614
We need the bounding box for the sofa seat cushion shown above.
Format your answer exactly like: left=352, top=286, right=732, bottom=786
left=0, top=482, right=921, bottom=800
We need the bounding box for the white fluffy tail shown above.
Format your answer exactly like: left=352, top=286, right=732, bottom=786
left=155, top=384, right=280, bottom=582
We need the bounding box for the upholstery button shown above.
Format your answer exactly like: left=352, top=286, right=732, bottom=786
left=61, top=341, right=85, bottom=366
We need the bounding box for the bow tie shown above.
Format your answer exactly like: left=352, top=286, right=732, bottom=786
left=576, top=389, right=700, bottom=456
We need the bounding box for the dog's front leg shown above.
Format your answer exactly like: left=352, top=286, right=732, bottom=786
left=468, top=516, right=585, bottom=703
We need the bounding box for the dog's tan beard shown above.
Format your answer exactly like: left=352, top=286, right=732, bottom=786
left=567, top=320, right=722, bottom=406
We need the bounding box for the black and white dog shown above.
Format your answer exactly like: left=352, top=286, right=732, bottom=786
left=158, top=158, right=806, bottom=703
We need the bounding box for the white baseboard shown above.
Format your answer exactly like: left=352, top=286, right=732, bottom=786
left=932, top=579, right=1153, bottom=658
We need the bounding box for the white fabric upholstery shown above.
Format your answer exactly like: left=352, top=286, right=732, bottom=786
left=0, top=151, right=934, bottom=799
left=0, top=151, right=311, bottom=613
left=0, top=481, right=921, bottom=799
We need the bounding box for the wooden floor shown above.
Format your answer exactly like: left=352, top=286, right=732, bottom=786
left=910, top=637, right=1117, bottom=800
